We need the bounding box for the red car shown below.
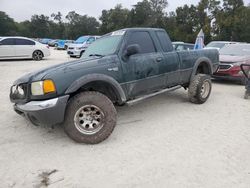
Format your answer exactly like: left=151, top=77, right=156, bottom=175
left=213, top=44, right=250, bottom=84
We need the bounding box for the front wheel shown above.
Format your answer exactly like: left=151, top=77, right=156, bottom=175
left=63, top=91, right=117, bottom=144
left=188, top=74, right=212, bottom=104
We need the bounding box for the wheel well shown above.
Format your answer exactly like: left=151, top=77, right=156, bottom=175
left=69, top=81, right=120, bottom=104
left=80, top=50, right=85, bottom=56
left=196, top=62, right=211, bottom=75
left=33, top=50, right=44, bottom=57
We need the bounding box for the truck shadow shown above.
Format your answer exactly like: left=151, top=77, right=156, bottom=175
left=212, top=79, right=243, bottom=86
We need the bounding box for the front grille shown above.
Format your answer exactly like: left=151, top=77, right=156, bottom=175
left=68, top=47, right=74, bottom=50
left=10, top=83, right=28, bottom=103
left=220, top=61, right=233, bottom=64
left=219, top=64, right=232, bottom=70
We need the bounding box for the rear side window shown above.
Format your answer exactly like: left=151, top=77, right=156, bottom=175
left=127, top=31, right=156, bottom=54
left=1, top=38, right=15, bottom=45
left=156, top=31, right=174, bottom=52
left=15, top=39, right=35, bottom=45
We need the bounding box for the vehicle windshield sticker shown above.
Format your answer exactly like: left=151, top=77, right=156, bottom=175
left=111, top=30, right=125, bottom=36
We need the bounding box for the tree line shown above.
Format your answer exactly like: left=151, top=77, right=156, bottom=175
left=0, top=0, right=249, bottom=44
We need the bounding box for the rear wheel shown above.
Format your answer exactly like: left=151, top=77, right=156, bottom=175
left=63, top=91, right=117, bottom=144
left=188, top=74, right=212, bottom=104
left=32, top=50, right=43, bottom=61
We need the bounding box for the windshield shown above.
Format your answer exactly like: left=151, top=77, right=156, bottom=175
left=82, top=33, right=124, bottom=58
left=206, top=42, right=227, bottom=49
left=220, top=44, right=250, bottom=56
left=75, top=36, right=88, bottom=44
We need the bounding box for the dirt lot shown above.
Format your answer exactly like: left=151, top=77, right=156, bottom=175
left=0, top=49, right=249, bottom=188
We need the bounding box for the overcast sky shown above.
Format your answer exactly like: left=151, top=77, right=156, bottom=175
left=1, top=0, right=249, bottom=22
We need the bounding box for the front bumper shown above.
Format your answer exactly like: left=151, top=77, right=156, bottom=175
left=213, top=65, right=245, bottom=82
left=14, top=95, right=69, bottom=125
left=212, top=74, right=243, bottom=82
left=67, top=49, right=81, bottom=56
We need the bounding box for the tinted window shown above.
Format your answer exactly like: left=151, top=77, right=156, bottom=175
left=87, top=37, right=95, bottom=43
left=127, top=31, right=156, bottom=54
left=156, top=31, right=174, bottom=52
left=1, top=38, right=15, bottom=45
left=15, top=39, right=35, bottom=45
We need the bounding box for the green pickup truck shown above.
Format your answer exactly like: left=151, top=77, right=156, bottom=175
left=10, top=28, right=219, bottom=144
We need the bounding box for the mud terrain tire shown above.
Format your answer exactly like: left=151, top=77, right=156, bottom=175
left=188, top=74, right=212, bottom=104
left=64, top=91, right=117, bottom=144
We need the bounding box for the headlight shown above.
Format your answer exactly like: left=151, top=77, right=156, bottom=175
left=31, top=80, right=56, bottom=96
left=78, top=47, right=86, bottom=50
left=233, top=61, right=245, bottom=66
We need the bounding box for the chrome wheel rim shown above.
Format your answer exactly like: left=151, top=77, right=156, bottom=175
left=200, top=80, right=210, bottom=98
left=74, top=105, right=104, bottom=135
left=33, top=51, right=43, bottom=60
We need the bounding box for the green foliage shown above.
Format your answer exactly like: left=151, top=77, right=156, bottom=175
left=99, top=4, right=130, bottom=34
left=65, top=11, right=99, bottom=39
left=0, top=11, right=18, bottom=35
left=0, top=0, right=249, bottom=43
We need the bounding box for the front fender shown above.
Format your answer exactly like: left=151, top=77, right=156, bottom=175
left=65, top=74, right=126, bottom=104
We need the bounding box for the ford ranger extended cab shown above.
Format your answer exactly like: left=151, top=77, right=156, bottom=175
left=10, top=28, right=219, bottom=144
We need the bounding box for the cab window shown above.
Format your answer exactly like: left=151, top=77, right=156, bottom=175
left=126, top=31, right=156, bottom=54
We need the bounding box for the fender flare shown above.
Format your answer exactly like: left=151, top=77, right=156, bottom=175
left=191, top=57, right=213, bottom=79
left=65, top=74, right=127, bottom=104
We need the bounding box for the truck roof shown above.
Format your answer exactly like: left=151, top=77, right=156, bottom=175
left=121, top=27, right=165, bottom=31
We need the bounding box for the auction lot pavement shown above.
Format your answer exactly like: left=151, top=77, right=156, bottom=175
left=0, top=50, right=250, bottom=188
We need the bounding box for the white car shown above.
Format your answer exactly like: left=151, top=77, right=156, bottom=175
left=0, top=36, right=50, bottom=61
left=67, top=36, right=100, bottom=58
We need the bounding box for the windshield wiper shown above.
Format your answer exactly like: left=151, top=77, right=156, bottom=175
left=89, top=54, right=104, bottom=57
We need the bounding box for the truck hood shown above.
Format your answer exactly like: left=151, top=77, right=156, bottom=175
left=13, top=56, right=104, bottom=85
left=220, top=55, right=250, bottom=63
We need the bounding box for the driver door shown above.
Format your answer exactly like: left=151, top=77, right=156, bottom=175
left=121, top=31, right=165, bottom=98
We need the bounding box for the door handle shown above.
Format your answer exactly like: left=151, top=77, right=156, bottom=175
left=156, top=57, right=163, bottom=62
left=107, top=67, right=119, bottom=72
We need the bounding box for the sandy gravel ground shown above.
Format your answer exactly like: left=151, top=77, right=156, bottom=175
left=0, top=49, right=249, bottom=188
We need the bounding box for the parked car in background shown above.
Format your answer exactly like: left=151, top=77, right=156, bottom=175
left=205, top=41, right=239, bottom=50
left=48, top=39, right=59, bottom=47
left=67, top=36, right=100, bottom=58
left=213, top=43, right=250, bottom=84
left=39, top=38, right=52, bottom=45
left=0, top=37, right=50, bottom=61
left=57, top=40, right=74, bottom=50
left=172, top=42, right=194, bottom=51
left=64, top=40, right=74, bottom=50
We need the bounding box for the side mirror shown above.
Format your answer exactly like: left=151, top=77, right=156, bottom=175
left=125, top=44, right=140, bottom=57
